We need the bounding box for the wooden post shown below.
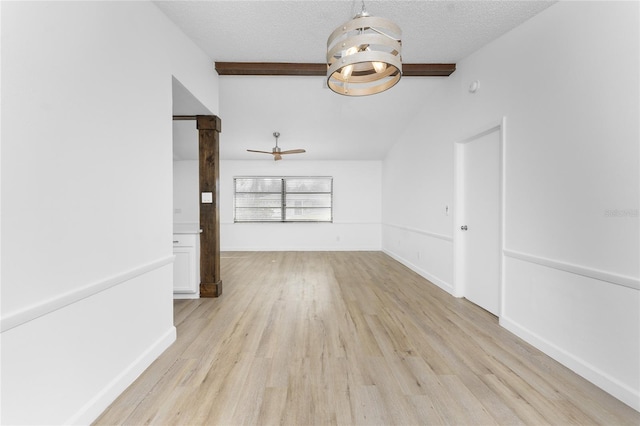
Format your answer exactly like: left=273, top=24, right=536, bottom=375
left=197, top=115, right=222, bottom=297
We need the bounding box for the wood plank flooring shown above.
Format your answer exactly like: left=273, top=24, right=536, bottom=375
left=95, top=251, right=639, bottom=425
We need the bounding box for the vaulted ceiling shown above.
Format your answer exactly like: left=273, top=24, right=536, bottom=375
left=162, top=1, right=555, bottom=161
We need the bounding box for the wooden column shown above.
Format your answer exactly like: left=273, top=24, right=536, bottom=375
left=197, top=115, right=222, bottom=297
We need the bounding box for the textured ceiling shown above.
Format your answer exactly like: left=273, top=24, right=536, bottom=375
left=161, top=0, right=556, bottom=161
left=155, top=0, right=555, bottom=63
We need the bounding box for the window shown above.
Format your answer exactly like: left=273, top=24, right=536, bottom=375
left=234, top=176, right=333, bottom=222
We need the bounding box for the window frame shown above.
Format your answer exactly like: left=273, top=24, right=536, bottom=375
left=233, top=176, right=333, bottom=223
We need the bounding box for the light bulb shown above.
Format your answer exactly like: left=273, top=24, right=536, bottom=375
left=344, top=46, right=358, bottom=56
left=372, top=61, right=387, bottom=73
left=364, top=46, right=387, bottom=73
left=342, top=65, right=354, bottom=79
left=341, top=46, right=358, bottom=79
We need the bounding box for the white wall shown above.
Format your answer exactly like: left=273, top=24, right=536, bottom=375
left=221, top=160, right=381, bottom=251
left=173, top=160, right=199, bottom=225
left=0, top=1, right=218, bottom=424
left=382, top=1, right=639, bottom=410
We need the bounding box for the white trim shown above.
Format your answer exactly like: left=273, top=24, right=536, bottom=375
left=383, top=249, right=455, bottom=295
left=503, top=249, right=639, bottom=291
left=499, top=118, right=508, bottom=320
left=65, top=326, right=177, bottom=425
left=173, top=292, right=200, bottom=299
left=220, top=246, right=380, bottom=252
left=383, top=223, right=453, bottom=242
left=500, top=316, right=640, bottom=412
left=453, top=118, right=506, bottom=313
left=222, top=221, right=381, bottom=225
left=0, top=255, right=175, bottom=332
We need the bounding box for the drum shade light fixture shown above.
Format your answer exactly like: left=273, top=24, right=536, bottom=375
left=327, top=1, right=402, bottom=96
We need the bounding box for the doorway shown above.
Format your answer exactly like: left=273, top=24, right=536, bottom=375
left=454, top=118, right=505, bottom=316
left=172, top=78, right=222, bottom=297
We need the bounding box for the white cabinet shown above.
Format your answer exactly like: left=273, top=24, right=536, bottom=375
left=173, top=233, right=200, bottom=298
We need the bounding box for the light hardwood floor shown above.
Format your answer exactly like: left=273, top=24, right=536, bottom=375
left=95, top=251, right=639, bottom=425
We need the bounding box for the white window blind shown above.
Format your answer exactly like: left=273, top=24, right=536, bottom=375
left=234, top=176, right=333, bottom=222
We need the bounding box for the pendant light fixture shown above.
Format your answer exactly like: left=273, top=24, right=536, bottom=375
left=326, top=1, right=402, bottom=96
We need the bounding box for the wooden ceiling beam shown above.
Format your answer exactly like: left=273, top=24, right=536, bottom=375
left=215, top=62, right=456, bottom=77
left=215, top=62, right=325, bottom=76
left=402, top=63, right=456, bottom=77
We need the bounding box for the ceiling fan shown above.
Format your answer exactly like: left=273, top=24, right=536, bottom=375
left=247, top=132, right=306, bottom=161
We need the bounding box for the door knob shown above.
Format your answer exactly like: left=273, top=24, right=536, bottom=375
left=461, top=225, right=468, bottom=231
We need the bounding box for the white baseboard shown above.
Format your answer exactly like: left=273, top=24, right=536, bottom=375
left=173, top=292, right=199, bottom=299
left=500, top=315, right=640, bottom=412
left=220, top=246, right=380, bottom=252
left=382, top=249, right=455, bottom=295
left=65, top=326, right=177, bottom=425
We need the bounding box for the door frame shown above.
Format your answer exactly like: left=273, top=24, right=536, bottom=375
left=453, top=117, right=506, bottom=315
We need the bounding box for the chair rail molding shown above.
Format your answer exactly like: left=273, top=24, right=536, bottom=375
left=0, top=255, right=175, bottom=333
left=503, top=248, right=639, bottom=291
left=383, top=222, right=453, bottom=242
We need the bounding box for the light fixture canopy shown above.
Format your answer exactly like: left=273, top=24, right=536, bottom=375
left=326, top=3, right=402, bottom=96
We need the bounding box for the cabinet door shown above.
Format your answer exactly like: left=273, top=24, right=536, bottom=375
left=173, top=247, right=195, bottom=293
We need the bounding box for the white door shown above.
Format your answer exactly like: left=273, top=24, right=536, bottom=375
left=456, top=125, right=502, bottom=316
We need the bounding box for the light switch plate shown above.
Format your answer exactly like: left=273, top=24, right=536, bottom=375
left=201, top=192, right=213, bottom=203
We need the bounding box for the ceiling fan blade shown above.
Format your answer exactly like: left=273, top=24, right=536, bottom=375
left=279, top=149, right=306, bottom=154
left=247, top=132, right=305, bottom=160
